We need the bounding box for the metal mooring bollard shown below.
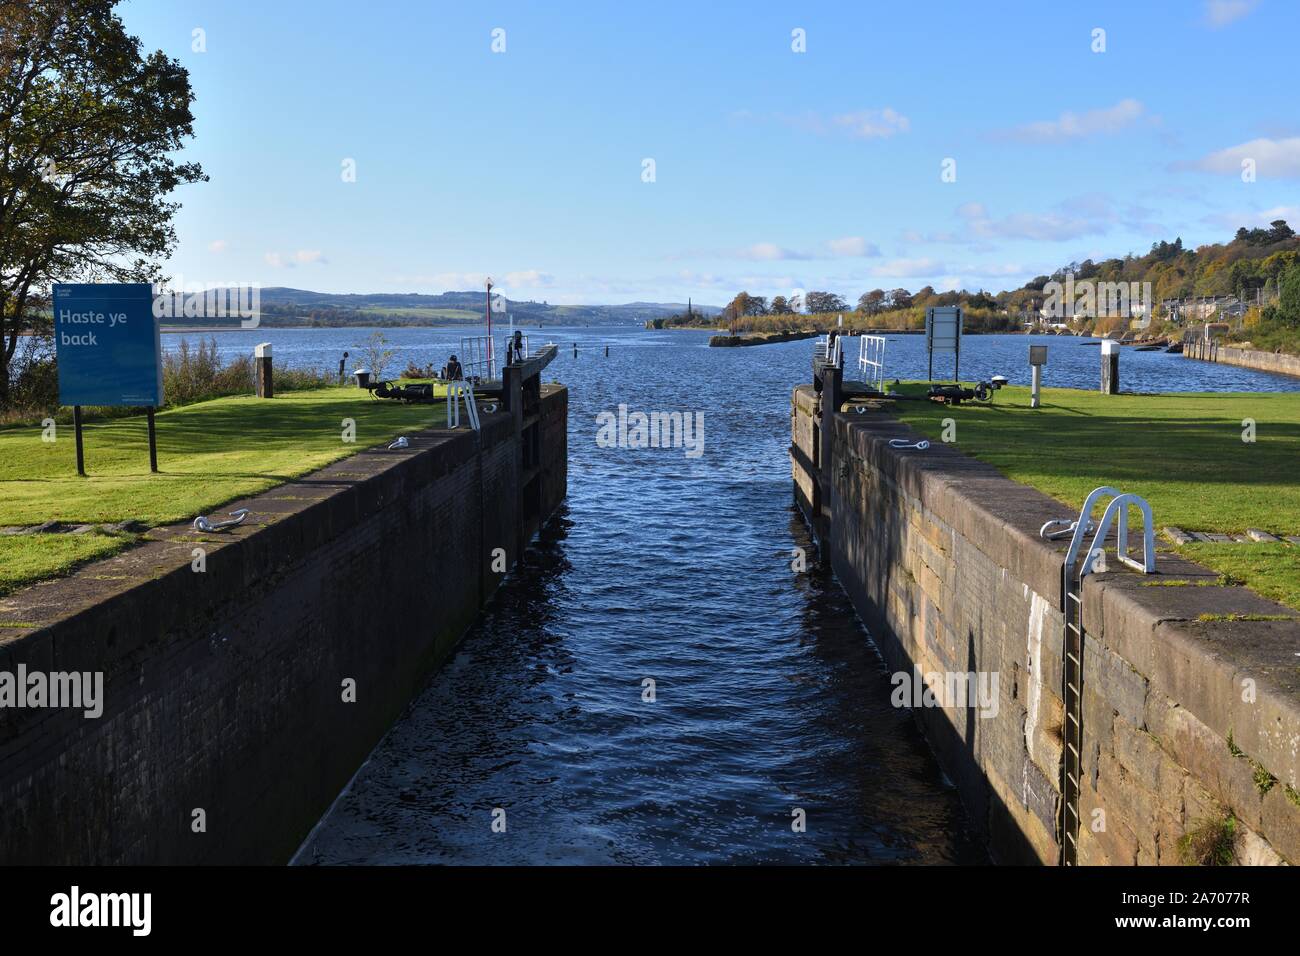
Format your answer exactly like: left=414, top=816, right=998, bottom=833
left=1100, top=339, right=1119, bottom=395
left=255, top=342, right=273, bottom=399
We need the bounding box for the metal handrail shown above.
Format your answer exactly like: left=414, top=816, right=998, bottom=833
left=1078, top=493, right=1156, bottom=578
left=1061, top=485, right=1123, bottom=582
left=447, top=380, right=480, bottom=430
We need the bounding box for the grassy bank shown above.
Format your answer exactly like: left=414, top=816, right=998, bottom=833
left=885, top=384, right=1300, bottom=609
left=0, top=386, right=447, bottom=594
left=708, top=329, right=822, bottom=347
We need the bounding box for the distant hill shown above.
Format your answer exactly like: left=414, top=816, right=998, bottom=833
left=241, top=288, right=722, bottom=328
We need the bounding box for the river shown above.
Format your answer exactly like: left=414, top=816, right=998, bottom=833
left=172, top=326, right=1296, bottom=864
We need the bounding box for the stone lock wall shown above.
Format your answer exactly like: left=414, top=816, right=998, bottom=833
left=1184, top=344, right=1300, bottom=380
left=792, top=385, right=1300, bottom=865
left=0, top=388, right=567, bottom=865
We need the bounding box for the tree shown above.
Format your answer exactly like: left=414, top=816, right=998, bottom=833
left=1235, top=220, right=1295, bottom=247
left=0, top=0, right=206, bottom=404
left=890, top=288, right=913, bottom=310
left=362, top=330, right=396, bottom=380
left=724, top=291, right=757, bottom=319
left=805, top=291, right=847, bottom=314
left=857, top=289, right=885, bottom=314
left=770, top=295, right=792, bottom=314
left=1278, top=263, right=1300, bottom=328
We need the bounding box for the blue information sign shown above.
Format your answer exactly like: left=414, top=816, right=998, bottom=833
left=53, top=283, right=163, bottom=406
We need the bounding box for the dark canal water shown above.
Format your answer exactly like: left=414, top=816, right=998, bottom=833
left=182, top=327, right=1295, bottom=865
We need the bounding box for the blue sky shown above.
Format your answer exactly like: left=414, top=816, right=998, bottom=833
left=121, top=0, right=1300, bottom=306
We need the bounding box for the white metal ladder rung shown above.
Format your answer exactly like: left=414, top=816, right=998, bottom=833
left=1056, top=485, right=1157, bottom=867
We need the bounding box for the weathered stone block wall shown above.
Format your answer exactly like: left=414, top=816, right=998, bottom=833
left=1185, top=344, right=1300, bottom=380
left=540, top=384, right=568, bottom=524
left=0, top=389, right=567, bottom=865
left=791, top=386, right=1300, bottom=865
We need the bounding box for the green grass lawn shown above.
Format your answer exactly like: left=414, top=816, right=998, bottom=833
left=887, top=383, right=1300, bottom=609
left=0, top=387, right=448, bottom=594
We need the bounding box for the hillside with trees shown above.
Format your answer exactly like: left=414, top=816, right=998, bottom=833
left=663, top=223, right=1300, bottom=347
left=217, top=289, right=722, bottom=329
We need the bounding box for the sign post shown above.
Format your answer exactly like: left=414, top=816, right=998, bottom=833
left=52, top=283, right=163, bottom=475
left=925, top=306, right=963, bottom=381
left=73, top=405, right=86, bottom=476
left=1029, top=344, right=1048, bottom=408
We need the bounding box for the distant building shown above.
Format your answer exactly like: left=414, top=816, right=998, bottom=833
left=1160, top=295, right=1241, bottom=324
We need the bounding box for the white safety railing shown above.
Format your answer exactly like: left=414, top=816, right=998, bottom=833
left=459, top=336, right=496, bottom=383
left=447, top=380, right=480, bottom=430
left=459, top=333, right=531, bottom=382
left=857, top=334, right=887, bottom=392
left=813, top=333, right=843, bottom=369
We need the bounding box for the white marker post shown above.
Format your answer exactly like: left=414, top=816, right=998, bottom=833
left=1029, top=344, right=1047, bottom=408
left=1100, top=339, right=1119, bottom=395
left=255, top=342, right=273, bottom=399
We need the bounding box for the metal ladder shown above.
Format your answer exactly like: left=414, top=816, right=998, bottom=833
left=1058, top=487, right=1157, bottom=865
left=447, top=380, right=481, bottom=430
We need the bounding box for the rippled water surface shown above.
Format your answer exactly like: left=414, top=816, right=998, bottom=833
left=254, top=327, right=1297, bottom=865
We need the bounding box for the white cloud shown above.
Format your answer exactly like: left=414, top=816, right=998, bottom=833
left=504, top=269, right=554, bottom=287
left=1002, top=99, right=1144, bottom=143
left=825, top=236, right=881, bottom=257
left=753, top=107, right=911, bottom=140
left=830, top=108, right=910, bottom=139
left=208, top=239, right=228, bottom=254
left=675, top=270, right=732, bottom=287
left=738, top=242, right=809, bottom=261
left=265, top=249, right=326, bottom=268
left=1204, top=0, right=1259, bottom=28
left=391, top=271, right=486, bottom=288
left=956, top=201, right=1111, bottom=241
left=867, top=257, right=946, bottom=278
left=961, top=262, right=1028, bottom=277
left=735, top=238, right=880, bottom=261
left=1189, top=137, right=1300, bottom=178
left=389, top=270, right=554, bottom=291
